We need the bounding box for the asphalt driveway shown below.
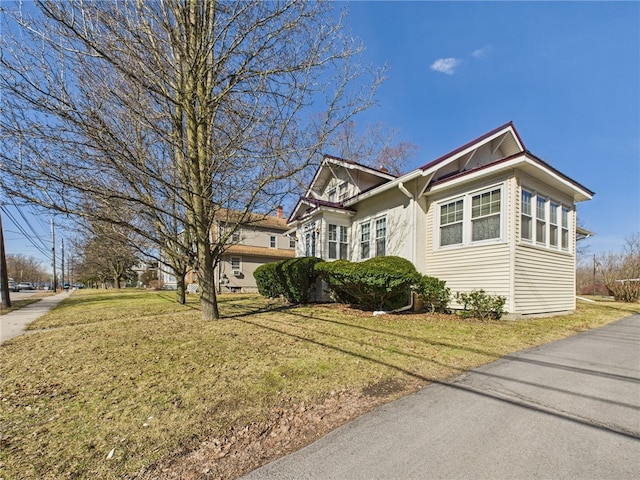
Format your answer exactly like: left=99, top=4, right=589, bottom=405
left=243, top=315, right=640, bottom=479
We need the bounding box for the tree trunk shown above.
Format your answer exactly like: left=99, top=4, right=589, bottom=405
left=199, top=247, right=219, bottom=320
left=176, top=276, right=187, bottom=305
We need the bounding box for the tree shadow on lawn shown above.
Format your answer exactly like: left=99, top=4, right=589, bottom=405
left=231, top=307, right=640, bottom=440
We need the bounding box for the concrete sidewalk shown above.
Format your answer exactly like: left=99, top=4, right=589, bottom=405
left=0, top=290, right=74, bottom=343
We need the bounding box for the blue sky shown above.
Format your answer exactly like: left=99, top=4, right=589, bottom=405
left=3, top=1, right=639, bottom=270
left=342, top=0, right=639, bottom=258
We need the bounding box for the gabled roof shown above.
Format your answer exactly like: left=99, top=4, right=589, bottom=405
left=305, top=154, right=396, bottom=198
left=419, top=121, right=525, bottom=173
left=290, top=122, right=593, bottom=222
left=428, top=150, right=594, bottom=202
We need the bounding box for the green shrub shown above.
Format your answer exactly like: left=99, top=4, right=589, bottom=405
left=416, top=276, right=450, bottom=313
left=254, top=257, right=324, bottom=304
left=254, top=262, right=281, bottom=298
left=316, top=256, right=421, bottom=311
left=454, top=289, right=506, bottom=320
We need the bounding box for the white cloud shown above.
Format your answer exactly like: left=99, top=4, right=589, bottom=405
left=472, top=45, right=492, bottom=59
left=430, top=57, right=461, bottom=75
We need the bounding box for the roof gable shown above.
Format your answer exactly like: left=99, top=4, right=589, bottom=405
left=419, top=122, right=525, bottom=180
left=306, top=155, right=396, bottom=198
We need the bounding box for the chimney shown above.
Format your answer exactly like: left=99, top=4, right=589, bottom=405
left=276, top=206, right=283, bottom=219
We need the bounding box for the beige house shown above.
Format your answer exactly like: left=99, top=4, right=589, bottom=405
left=288, top=122, right=594, bottom=316
left=214, top=208, right=295, bottom=293
left=172, top=208, right=295, bottom=293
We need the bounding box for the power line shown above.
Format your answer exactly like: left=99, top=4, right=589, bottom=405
left=0, top=205, right=51, bottom=259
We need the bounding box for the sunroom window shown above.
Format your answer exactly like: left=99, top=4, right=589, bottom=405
left=549, top=202, right=559, bottom=247
left=536, top=196, right=546, bottom=244
left=521, top=190, right=532, bottom=241
left=471, top=188, right=501, bottom=241
left=521, top=188, right=571, bottom=252
left=561, top=207, right=570, bottom=250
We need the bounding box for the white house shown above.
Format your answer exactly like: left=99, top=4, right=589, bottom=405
left=287, top=122, right=594, bottom=316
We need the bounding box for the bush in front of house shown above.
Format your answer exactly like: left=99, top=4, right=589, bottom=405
left=454, top=289, right=506, bottom=320
left=316, top=256, right=421, bottom=311
left=254, top=257, right=324, bottom=304
left=254, top=262, right=281, bottom=298
left=416, top=275, right=450, bottom=313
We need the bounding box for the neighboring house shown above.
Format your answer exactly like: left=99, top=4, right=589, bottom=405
left=287, top=122, right=594, bottom=316
left=180, top=207, right=295, bottom=293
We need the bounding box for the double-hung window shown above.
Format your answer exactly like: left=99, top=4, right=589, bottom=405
left=339, top=225, right=348, bottom=259
left=471, top=188, right=501, bottom=241
left=521, top=190, right=533, bottom=241
left=338, top=182, right=348, bottom=202
left=439, top=199, right=464, bottom=246
left=561, top=207, right=570, bottom=250
left=360, top=222, right=371, bottom=259
left=328, top=224, right=347, bottom=259
left=549, top=202, right=559, bottom=247
left=536, top=196, right=546, bottom=244
left=269, top=235, right=277, bottom=248
left=437, top=186, right=503, bottom=248
left=375, top=217, right=387, bottom=256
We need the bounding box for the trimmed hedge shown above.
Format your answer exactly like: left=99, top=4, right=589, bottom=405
left=316, top=256, right=421, bottom=311
left=254, top=257, right=324, bottom=304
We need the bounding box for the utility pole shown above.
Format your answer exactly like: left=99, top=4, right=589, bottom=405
left=61, top=238, right=65, bottom=289
left=0, top=210, right=11, bottom=309
left=51, top=218, right=57, bottom=291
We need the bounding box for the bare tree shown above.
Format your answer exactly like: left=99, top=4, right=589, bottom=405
left=327, top=121, right=418, bottom=175
left=74, top=221, right=138, bottom=289
left=5, top=254, right=48, bottom=285
left=598, top=233, right=640, bottom=302
left=0, top=0, right=382, bottom=319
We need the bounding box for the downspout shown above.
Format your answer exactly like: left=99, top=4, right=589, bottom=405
left=398, top=182, right=415, bottom=265
left=373, top=286, right=416, bottom=316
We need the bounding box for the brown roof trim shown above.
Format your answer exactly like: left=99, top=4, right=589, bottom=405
left=418, top=121, right=523, bottom=171
left=322, top=154, right=399, bottom=179
left=429, top=150, right=595, bottom=197
left=225, top=244, right=295, bottom=258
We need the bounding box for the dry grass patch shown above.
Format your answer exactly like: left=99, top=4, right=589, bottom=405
left=1, top=289, right=637, bottom=479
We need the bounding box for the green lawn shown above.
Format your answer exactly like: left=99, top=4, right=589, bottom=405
left=1, top=289, right=638, bottom=479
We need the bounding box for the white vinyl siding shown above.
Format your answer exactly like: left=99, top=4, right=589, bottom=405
left=428, top=243, right=512, bottom=309
left=514, top=245, right=576, bottom=314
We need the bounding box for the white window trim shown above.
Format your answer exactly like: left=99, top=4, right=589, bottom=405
left=435, top=183, right=506, bottom=250
left=230, top=256, right=242, bottom=272
left=269, top=235, right=277, bottom=249
left=520, top=186, right=572, bottom=253
left=327, top=223, right=349, bottom=260
left=359, top=215, right=387, bottom=259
